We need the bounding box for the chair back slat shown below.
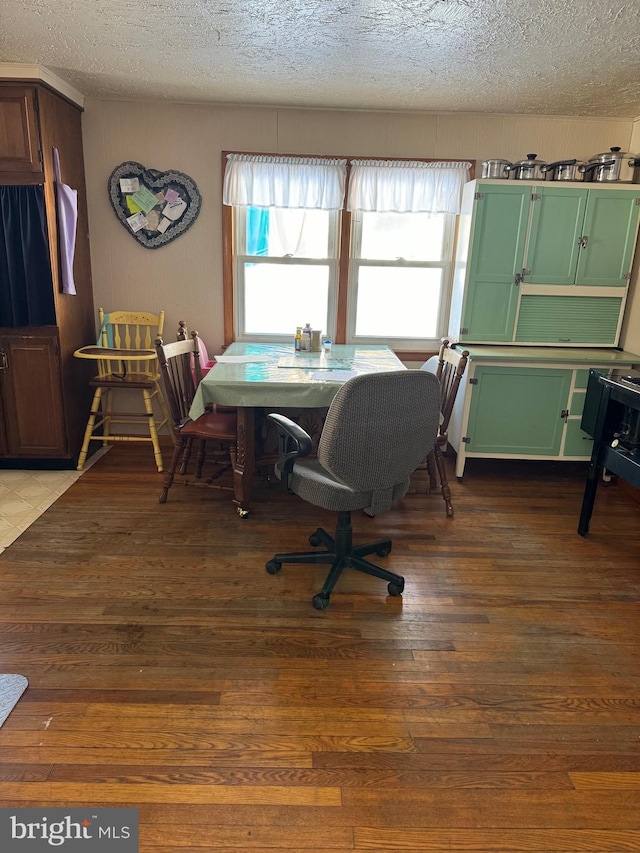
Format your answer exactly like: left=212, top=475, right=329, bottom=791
left=421, top=339, right=469, bottom=437
left=155, top=337, right=200, bottom=426
left=97, top=308, right=165, bottom=377
left=438, top=341, right=469, bottom=434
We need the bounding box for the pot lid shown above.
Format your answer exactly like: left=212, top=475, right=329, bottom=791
left=482, top=158, right=511, bottom=165
left=512, top=153, right=546, bottom=167
left=588, top=146, right=626, bottom=163
left=588, top=147, right=640, bottom=165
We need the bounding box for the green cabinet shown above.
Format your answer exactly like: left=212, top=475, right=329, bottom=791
left=448, top=346, right=639, bottom=479
left=462, top=184, right=529, bottom=341
left=574, top=190, right=640, bottom=287
left=525, top=187, right=587, bottom=285
left=451, top=180, right=640, bottom=346
left=526, top=186, right=639, bottom=288
left=465, top=366, right=571, bottom=456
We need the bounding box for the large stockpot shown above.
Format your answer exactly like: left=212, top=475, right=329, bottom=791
left=481, top=158, right=511, bottom=179
left=505, top=153, right=547, bottom=180
left=540, top=159, right=584, bottom=181
left=581, top=147, right=640, bottom=183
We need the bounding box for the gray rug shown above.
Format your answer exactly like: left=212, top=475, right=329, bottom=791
left=0, top=674, right=28, bottom=728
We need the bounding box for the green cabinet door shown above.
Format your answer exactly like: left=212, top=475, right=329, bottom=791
left=575, top=189, right=640, bottom=286
left=466, top=366, right=572, bottom=455
left=524, top=187, right=588, bottom=284
left=461, top=185, right=530, bottom=341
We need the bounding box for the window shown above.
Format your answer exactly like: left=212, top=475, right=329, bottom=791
left=223, top=154, right=471, bottom=354
left=348, top=210, right=455, bottom=348
left=234, top=206, right=339, bottom=340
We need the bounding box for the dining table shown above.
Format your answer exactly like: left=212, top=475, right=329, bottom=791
left=189, top=342, right=406, bottom=515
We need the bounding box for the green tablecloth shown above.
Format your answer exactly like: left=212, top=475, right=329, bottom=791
left=189, top=343, right=405, bottom=419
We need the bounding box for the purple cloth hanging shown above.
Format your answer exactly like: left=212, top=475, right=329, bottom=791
left=53, top=147, right=78, bottom=295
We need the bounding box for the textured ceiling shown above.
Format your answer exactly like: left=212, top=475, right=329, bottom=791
left=2, top=0, right=640, bottom=117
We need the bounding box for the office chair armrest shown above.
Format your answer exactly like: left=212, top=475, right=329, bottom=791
left=267, top=413, right=313, bottom=479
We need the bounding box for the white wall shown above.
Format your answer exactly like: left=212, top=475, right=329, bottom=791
left=618, top=117, right=640, bottom=356
left=82, top=99, right=636, bottom=353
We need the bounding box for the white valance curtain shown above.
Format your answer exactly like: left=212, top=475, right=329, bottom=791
left=347, top=160, right=471, bottom=214
left=223, top=154, right=347, bottom=210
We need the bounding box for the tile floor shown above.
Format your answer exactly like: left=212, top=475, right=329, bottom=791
left=0, top=448, right=110, bottom=554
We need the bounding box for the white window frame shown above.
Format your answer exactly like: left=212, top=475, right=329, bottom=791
left=233, top=206, right=341, bottom=342
left=346, top=210, right=457, bottom=350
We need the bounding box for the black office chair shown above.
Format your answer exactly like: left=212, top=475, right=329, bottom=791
left=265, top=369, right=441, bottom=609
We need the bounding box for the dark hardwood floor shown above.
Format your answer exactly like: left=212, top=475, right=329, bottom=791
left=0, top=445, right=639, bottom=852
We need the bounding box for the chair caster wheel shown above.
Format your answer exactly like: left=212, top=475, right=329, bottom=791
left=266, top=560, right=281, bottom=575
left=387, top=580, right=404, bottom=596
left=236, top=506, right=249, bottom=518
left=376, top=545, right=392, bottom=557
left=312, top=594, right=329, bottom=610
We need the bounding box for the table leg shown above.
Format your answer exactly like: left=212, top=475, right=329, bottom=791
left=578, top=465, right=600, bottom=537
left=578, top=384, right=611, bottom=537
left=232, top=407, right=255, bottom=517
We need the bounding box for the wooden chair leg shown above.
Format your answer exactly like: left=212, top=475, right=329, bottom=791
left=160, top=436, right=189, bottom=503
left=434, top=444, right=454, bottom=517
left=195, top=439, right=207, bottom=478
left=425, top=450, right=438, bottom=492
left=77, top=387, right=104, bottom=471
left=143, top=388, right=164, bottom=473
left=179, top=441, right=193, bottom=475
left=102, top=388, right=113, bottom=443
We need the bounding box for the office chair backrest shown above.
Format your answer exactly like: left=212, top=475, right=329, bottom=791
left=318, top=370, right=440, bottom=495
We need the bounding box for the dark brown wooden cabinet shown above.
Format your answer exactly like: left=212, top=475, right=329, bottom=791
left=0, top=329, right=67, bottom=456
left=0, top=86, right=44, bottom=181
left=0, top=80, right=95, bottom=466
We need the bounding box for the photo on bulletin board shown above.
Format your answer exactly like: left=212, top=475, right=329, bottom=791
left=108, top=161, right=202, bottom=249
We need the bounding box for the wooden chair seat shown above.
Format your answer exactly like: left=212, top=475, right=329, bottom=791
left=180, top=411, right=237, bottom=443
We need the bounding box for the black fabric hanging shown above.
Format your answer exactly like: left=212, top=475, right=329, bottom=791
left=0, top=184, right=56, bottom=327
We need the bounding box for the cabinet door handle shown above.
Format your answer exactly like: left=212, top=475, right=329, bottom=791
left=0, top=350, right=7, bottom=372
left=560, top=409, right=569, bottom=422
left=578, top=235, right=589, bottom=248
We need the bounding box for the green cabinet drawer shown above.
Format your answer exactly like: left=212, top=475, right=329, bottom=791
left=573, top=369, right=591, bottom=389
left=569, top=389, right=586, bottom=416
left=564, top=419, right=594, bottom=457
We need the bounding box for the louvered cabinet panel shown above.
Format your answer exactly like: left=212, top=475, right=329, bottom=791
left=515, top=295, right=622, bottom=345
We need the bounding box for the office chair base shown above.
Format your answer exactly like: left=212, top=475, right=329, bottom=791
left=265, top=511, right=405, bottom=609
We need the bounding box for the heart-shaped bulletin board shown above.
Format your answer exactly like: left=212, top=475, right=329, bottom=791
left=108, top=161, right=202, bottom=249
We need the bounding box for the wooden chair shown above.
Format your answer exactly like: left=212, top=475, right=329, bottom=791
left=155, top=333, right=237, bottom=504
left=177, top=320, right=217, bottom=377
left=75, top=309, right=170, bottom=471
left=419, top=339, right=469, bottom=517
